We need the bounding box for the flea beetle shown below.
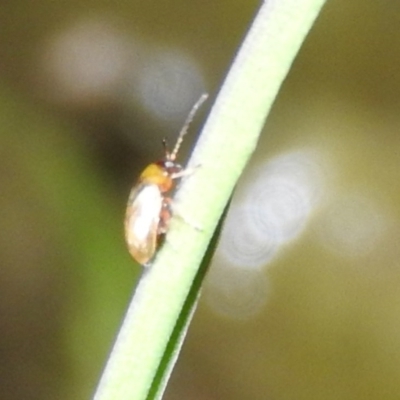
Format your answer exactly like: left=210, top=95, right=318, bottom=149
left=124, top=94, right=208, bottom=266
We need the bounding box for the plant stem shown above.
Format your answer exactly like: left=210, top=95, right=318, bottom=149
left=93, top=0, right=327, bottom=399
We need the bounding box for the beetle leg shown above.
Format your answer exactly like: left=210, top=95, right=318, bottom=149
left=170, top=203, right=203, bottom=232
left=170, top=164, right=200, bottom=180
left=158, top=197, right=172, bottom=235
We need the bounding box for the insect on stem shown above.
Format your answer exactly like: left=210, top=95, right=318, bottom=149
left=125, top=93, right=209, bottom=266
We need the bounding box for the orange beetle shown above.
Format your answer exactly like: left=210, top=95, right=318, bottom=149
left=125, top=94, right=208, bottom=266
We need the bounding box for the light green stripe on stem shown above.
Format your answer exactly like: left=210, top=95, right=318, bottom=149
left=93, top=0, right=327, bottom=399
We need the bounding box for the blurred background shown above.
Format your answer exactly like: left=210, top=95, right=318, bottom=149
left=1, top=0, right=400, bottom=399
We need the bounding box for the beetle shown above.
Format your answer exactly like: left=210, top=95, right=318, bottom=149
left=124, top=94, right=208, bottom=266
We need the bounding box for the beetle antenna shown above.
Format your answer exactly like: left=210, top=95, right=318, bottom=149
left=170, top=93, right=208, bottom=161
left=162, top=137, right=170, bottom=159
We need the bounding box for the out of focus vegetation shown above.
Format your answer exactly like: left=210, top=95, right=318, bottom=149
left=1, top=1, right=400, bottom=399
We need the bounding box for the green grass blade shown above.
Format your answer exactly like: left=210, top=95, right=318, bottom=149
left=146, top=198, right=231, bottom=400
left=93, top=0, right=327, bottom=399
